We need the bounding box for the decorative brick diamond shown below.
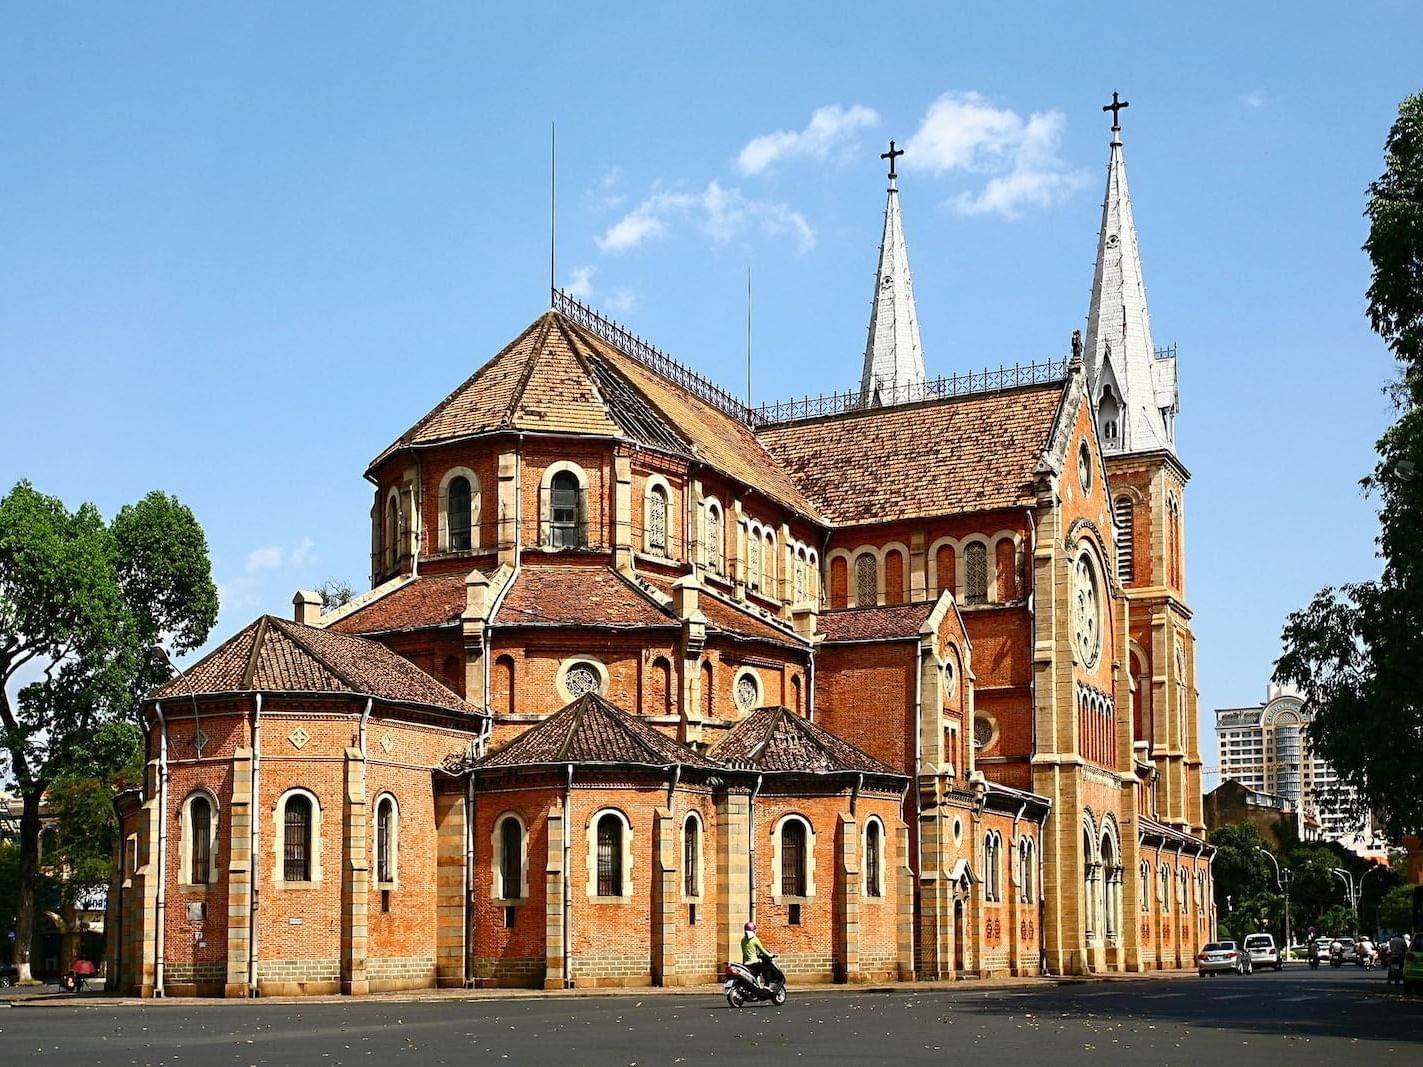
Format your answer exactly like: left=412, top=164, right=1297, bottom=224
left=194, top=729, right=209, bottom=757
left=380, top=732, right=393, bottom=754
left=288, top=726, right=310, bottom=750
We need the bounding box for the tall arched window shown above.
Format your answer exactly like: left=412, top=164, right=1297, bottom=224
left=700, top=660, right=714, bottom=719
left=964, top=543, right=988, bottom=605
left=189, top=794, right=213, bottom=885
left=447, top=476, right=473, bottom=551
left=375, top=795, right=397, bottom=885
left=781, top=819, right=807, bottom=897
left=762, top=531, right=775, bottom=594
left=284, top=794, right=313, bottom=882
left=385, top=495, right=401, bottom=571
left=499, top=815, right=523, bottom=899
left=597, top=813, right=624, bottom=897
left=984, top=832, right=1001, bottom=902
left=705, top=502, right=724, bottom=574
left=747, top=531, right=761, bottom=591
left=934, top=543, right=955, bottom=598
left=650, top=656, right=673, bottom=716
left=1140, top=861, right=1151, bottom=912
left=550, top=471, right=581, bottom=548
left=1114, top=496, right=1134, bottom=583
left=647, top=484, right=669, bottom=556
left=829, top=556, right=848, bottom=608
left=1019, top=838, right=1036, bottom=904
left=854, top=552, right=877, bottom=607
left=683, top=815, right=700, bottom=898
left=794, top=554, right=807, bottom=603
left=865, top=819, right=882, bottom=898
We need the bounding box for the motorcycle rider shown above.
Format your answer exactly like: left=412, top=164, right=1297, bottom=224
left=1329, top=937, right=1343, bottom=964
left=741, top=921, right=772, bottom=988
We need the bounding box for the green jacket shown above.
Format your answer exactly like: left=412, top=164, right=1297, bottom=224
left=741, top=933, right=768, bottom=964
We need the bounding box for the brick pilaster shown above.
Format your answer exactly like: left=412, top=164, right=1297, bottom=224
left=341, top=748, right=369, bottom=996
left=224, top=747, right=253, bottom=996
left=544, top=800, right=566, bottom=989
left=434, top=786, right=468, bottom=988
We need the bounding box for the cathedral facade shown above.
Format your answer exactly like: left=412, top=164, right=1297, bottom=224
left=107, top=111, right=1213, bottom=997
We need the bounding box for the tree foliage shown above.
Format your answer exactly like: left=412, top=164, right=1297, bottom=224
left=1379, top=885, right=1417, bottom=934
left=1275, top=92, right=1423, bottom=840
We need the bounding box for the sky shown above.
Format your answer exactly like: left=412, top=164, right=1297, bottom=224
left=2, top=3, right=1420, bottom=782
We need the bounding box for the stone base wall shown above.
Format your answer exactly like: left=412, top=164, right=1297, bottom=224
left=473, top=955, right=544, bottom=987
left=257, top=957, right=341, bottom=997
left=775, top=950, right=839, bottom=983
left=367, top=955, right=436, bottom=992
left=569, top=951, right=652, bottom=987
left=163, top=961, right=227, bottom=996
left=859, top=950, right=899, bottom=981
left=663, top=952, right=719, bottom=985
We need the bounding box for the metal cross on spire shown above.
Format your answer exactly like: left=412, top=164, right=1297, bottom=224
left=1102, top=91, right=1130, bottom=132
left=881, top=140, right=905, bottom=183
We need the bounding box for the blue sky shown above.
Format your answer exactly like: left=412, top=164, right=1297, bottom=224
left=3, top=3, right=1419, bottom=779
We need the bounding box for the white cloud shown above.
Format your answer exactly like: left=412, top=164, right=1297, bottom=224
left=243, top=537, right=317, bottom=574
left=736, top=104, right=880, bottom=175
left=563, top=264, right=637, bottom=314
left=566, top=264, right=596, bottom=300
left=587, top=167, right=626, bottom=210
left=245, top=545, right=285, bottom=572
left=607, top=288, right=637, bottom=313
left=904, top=91, right=1089, bottom=218
left=1242, top=90, right=1267, bottom=110
left=596, top=181, right=814, bottom=253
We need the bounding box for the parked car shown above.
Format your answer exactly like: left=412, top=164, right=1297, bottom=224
left=1403, top=935, right=1423, bottom=995
left=1197, top=941, right=1253, bottom=976
left=0, top=962, right=18, bottom=988
left=1244, top=933, right=1283, bottom=971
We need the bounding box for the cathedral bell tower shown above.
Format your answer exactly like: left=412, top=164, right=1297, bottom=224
left=860, top=140, right=928, bottom=407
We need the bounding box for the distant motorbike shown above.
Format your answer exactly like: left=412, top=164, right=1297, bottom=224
left=1359, top=945, right=1377, bottom=970
left=724, top=951, right=788, bottom=1008
left=60, top=958, right=97, bottom=993
left=1308, top=953, right=1320, bottom=970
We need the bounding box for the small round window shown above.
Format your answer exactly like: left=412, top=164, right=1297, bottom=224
left=1078, top=440, right=1093, bottom=494
left=733, top=669, right=761, bottom=711
left=973, top=715, right=995, bottom=751
left=565, top=662, right=601, bottom=698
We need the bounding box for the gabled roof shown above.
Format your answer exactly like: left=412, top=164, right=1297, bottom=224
left=712, top=706, right=902, bottom=778
left=368, top=310, right=820, bottom=519
left=756, top=381, right=1066, bottom=526
left=820, top=603, right=936, bottom=643
left=493, top=566, right=678, bottom=629
left=325, top=573, right=468, bottom=635
left=153, top=615, right=483, bottom=717
left=473, top=692, right=718, bottom=770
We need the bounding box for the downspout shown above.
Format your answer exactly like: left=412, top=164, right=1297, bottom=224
left=1038, top=796, right=1053, bottom=975
left=481, top=435, right=524, bottom=754
left=562, top=763, right=573, bottom=988
left=806, top=649, right=816, bottom=723
left=912, top=639, right=924, bottom=970
left=748, top=772, right=763, bottom=922
left=248, top=693, right=262, bottom=996
left=411, top=454, right=423, bottom=577
left=465, top=772, right=475, bottom=987
left=850, top=773, right=863, bottom=816
left=153, top=702, right=169, bottom=998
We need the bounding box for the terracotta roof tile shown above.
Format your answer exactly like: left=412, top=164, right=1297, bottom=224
left=494, top=566, right=677, bottom=629
left=640, top=575, right=806, bottom=647
left=712, top=706, right=902, bottom=777
left=756, top=382, right=1066, bottom=525
left=325, top=574, right=467, bottom=635
left=474, top=692, right=717, bottom=769
left=820, top=603, right=935, bottom=642
left=155, top=616, right=483, bottom=717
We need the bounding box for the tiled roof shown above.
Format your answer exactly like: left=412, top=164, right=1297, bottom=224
left=756, top=382, right=1066, bottom=525
left=712, top=706, right=902, bottom=777
left=368, top=311, right=821, bottom=519
left=154, top=616, right=483, bottom=716
left=640, top=574, right=806, bottom=647
left=494, top=566, right=678, bottom=629
left=326, top=574, right=467, bottom=635
left=820, top=603, right=936, bottom=643
left=474, top=692, right=718, bottom=769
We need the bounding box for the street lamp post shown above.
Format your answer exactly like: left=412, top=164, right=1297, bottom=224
left=1257, top=847, right=1292, bottom=960
left=1330, top=867, right=1360, bottom=932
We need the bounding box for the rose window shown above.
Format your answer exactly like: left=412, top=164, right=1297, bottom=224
left=1073, top=554, right=1101, bottom=669
left=973, top=716, right=993, bottom=751
left=565, top=663, right=600, bottom=698
left=734, top=673, right=759, bottom=711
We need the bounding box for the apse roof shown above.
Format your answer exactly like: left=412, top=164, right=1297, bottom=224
left=712, top=705, right=901, bottom=778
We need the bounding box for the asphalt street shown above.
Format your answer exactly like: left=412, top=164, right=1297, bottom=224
left=3, top=965, right=1420, bottom=1066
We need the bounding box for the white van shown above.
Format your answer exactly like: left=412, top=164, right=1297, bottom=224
left=1244, top=933, right=1282, bottom=970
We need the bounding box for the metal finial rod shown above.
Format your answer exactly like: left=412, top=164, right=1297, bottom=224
left=1102, top=91, right=1130, bottom=132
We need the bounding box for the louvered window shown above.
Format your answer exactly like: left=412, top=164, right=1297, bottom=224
left=964, top=543, right=988, bottom=604
left=550, top=472, right=581, bottom=548
left=375, top=798, right=394, bottom=884
left=190, top=796, right=212, bottom=884
left=865, top=821, right=881, bottom=897
left=762, top=534, right=775, bottom=593
left=683, top=818, right=699, bottom=897
left=597, top=814, right=623, bottom=897
left=448, top=476, right=472, bottom=551
left=855, top=553, right=877, bottom=607
left=1114, top=496, right=1134, bottom=583
left=647, top=485, right=668, bottom=556
left=747, top=533, right=761, bottom=590
left=781, top=820, right=807, bottom=897
left=705, top=505, right=723, bottom=573
left=284, top=795, right=312, bottom=882
left=500, top=816, right=522, bottom=899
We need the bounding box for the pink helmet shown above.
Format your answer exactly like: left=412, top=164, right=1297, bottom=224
left=744, top=921, right=757, bottom=934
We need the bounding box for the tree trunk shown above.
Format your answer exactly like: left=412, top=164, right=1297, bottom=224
left=15, top=787, right=42, bottom=982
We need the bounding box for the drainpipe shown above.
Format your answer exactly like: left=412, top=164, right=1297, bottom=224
left=911, top=640, right=924, bottom=970
left=153, top=702, right=169, bottom=998
left=480, top=436, right=524, bottom=754
left=248, top=693, right=262, bottom=996
left=850, top=773, right=863, bottom=816
left=1038, top=796, right=1053, bottom=975
left=465, top=772, right=475, bottom=986
left=563, top=763, right=573, bottom=988
left=806, top=650, right=816, bottom=723
left=412, top=454, right=423, bottom=577
left=747, top=773, right=763, bottom=922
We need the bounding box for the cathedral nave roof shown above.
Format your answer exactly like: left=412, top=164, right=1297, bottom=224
left=325, top=573, right=467, bottom=635
left=820, top=602, right=938, bottom=643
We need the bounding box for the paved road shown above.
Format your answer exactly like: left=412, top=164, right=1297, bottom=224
left=3, top=966, right=1420, bottom=1065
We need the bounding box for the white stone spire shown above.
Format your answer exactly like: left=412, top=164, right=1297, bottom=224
left=860, top=141, right=927, bottom=407
left=1084, top=94, right=1177, bottom=454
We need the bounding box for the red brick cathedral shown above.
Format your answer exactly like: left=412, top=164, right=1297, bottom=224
left=109, top=112, right=1213, bottom=997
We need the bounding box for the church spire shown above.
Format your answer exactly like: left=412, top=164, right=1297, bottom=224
left=1084, top=93, right=1178, bottom=454
left=860, top=140, right=927, bottom=407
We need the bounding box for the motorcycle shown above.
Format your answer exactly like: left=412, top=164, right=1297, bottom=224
left=724, top=951, right=788, bottom=1008
left=1359, top=945, right=1377, bottom=970
left=1308, top=953, right=1320, bottom=970
left=59, top=958, right=97, bottom=993
left=1330, top=948, right=1344, bottom=968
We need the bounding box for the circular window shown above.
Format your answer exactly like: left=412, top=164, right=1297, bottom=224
left=1078, top=440, right=1093, bottom=494
left=1072, top=553, right=1102, bottom=670
left=733, top=669, right=761, bottom=712
left=943, top=657, right=956, bottom=688
left=565, top=662, right=602, bottom=698
left=973, top=715, right=995, bottom=751
left=952, top=817, right=963, bottom=845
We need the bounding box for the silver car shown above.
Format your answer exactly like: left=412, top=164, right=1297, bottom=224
left=1197, top=940, right=1252, bottom=976
left=1244, top=933, right=1282, bottom=970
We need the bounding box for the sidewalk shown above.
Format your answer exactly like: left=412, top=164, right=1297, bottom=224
left=3, top=967, right=1195, bottom=1008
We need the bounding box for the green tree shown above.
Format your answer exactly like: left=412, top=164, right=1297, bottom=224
left=1275, top=92, right=1423, bottom=840
left=1207, top=823, right=1271, bottom=913
left=1379, top=885, right=1417, bottom=934
left=0, top=483, right=216, bottom=981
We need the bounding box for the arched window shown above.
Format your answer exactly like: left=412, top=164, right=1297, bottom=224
left=865, top=819, right=883, bottom=898
left=794, top=554, right=807, bottom=603
left=700, top=660, right=714, bottom=719
left=829, top=556, right=848, bottom=609
left=184, top=793, right=215, bottom=886
left=550, top=471, right=582, bottom=548
left=649, top=656, right=673, bottom=716
left=1114, top=496, right=1134, bottom=583
left=647, top=483, right=669, bottom=556
left=1140, top=860, right=1151, bottom=912
left=499, top=815, right=524, bottom=900
left=984, top=832, right=1001, bottom=902
left=790, top=674, right=803, bottom=714
left=597, top=812, right=624, bottom=897
left=762, top=531, right=775, bottom=594
left=781, top=819, right=807, bottom=897
left=884, top=548, right=905, bottom=605
left=747, top=530, right=761, bottom=590
left=1178, top=867, right=1189, bottom=913
left=375, top=795, right=397, bottom=885
left=1158, top=863, right=1170, bottom=905
left=284, top=794, right=313, bottom=882
left=995, top=539, right=1016, bottom=601
left=705, top=502, right=724, bottom=574
left=494, top=654, right=516, bottom=716
left=854, top=552, right=877, bottom=607
left=1099, top=383, right=1121, bottom=446
left=385, top=495, right=401, bottom=571
left=683, top=815, right=700, bottom=898
left=964, top=542, right=988, bottom=604
left=1019, top=838, right=1036, bottom=904
left=446, top=476, right=473, bottom=551
left=934, top=543, right=955, bottom=598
